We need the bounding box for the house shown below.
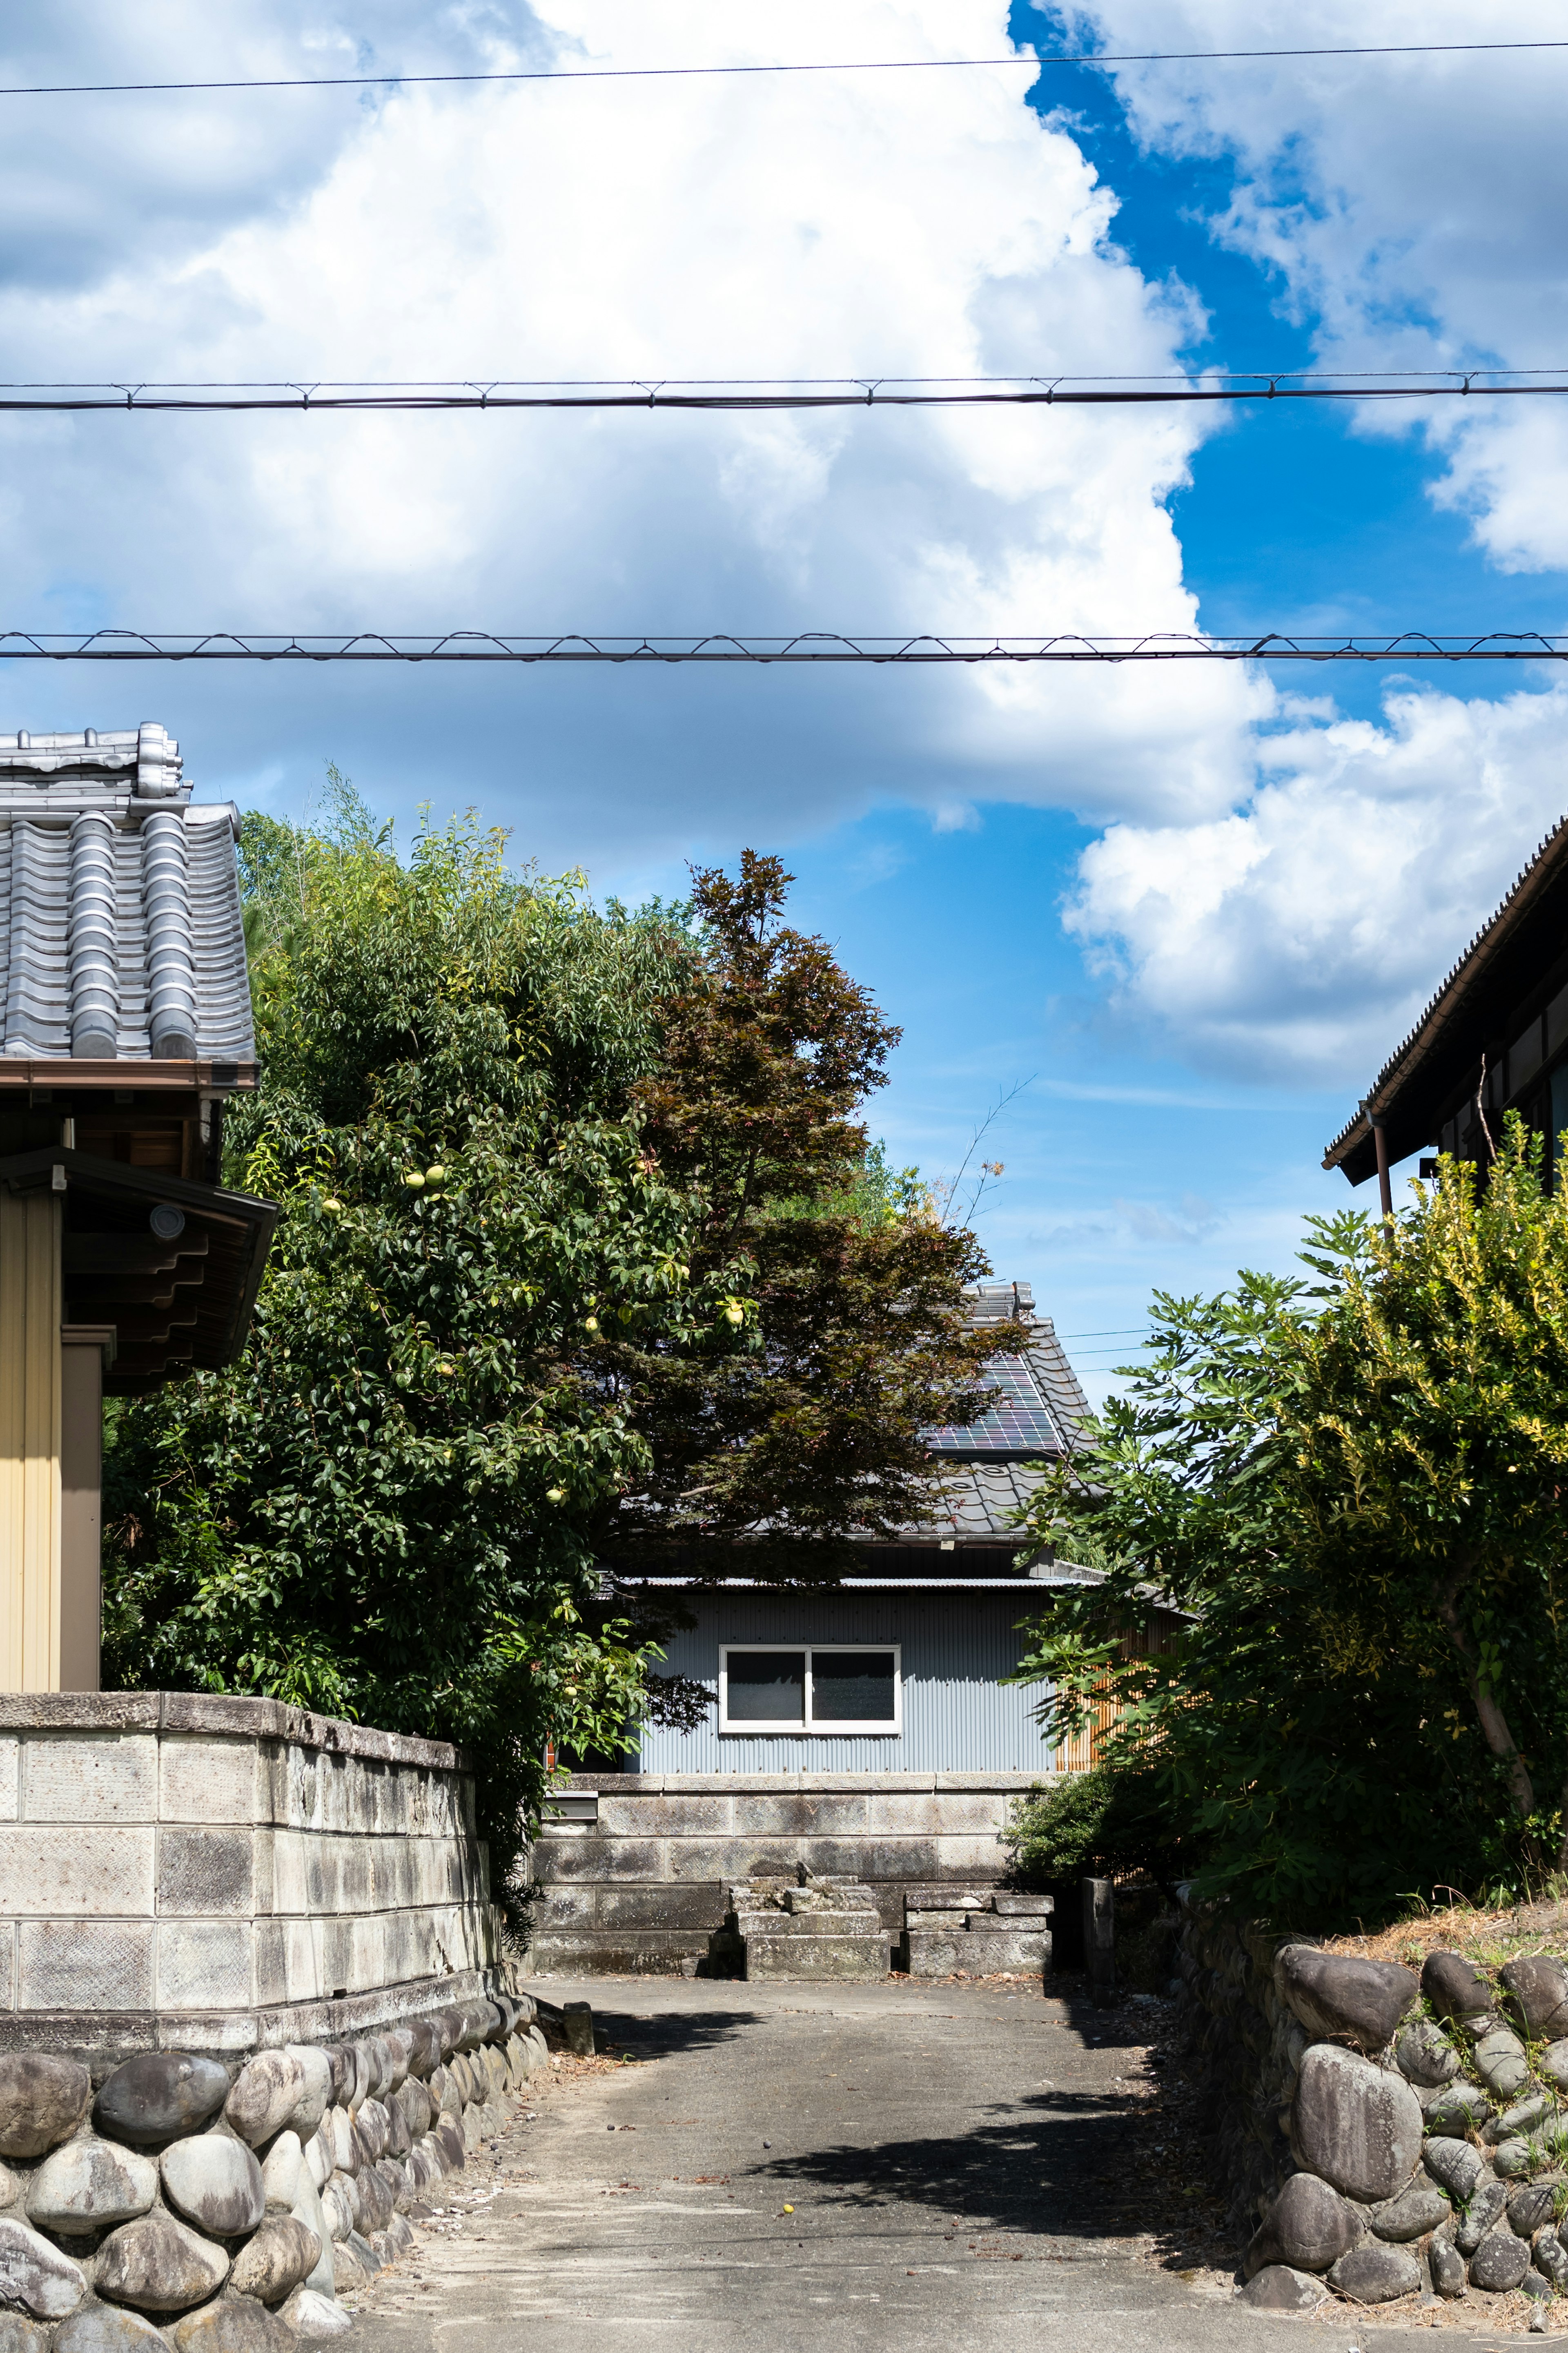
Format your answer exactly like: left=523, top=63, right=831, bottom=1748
left=0, top=725, right=274, bottom=1692
left=526, top=1280, right=1097, bottom=1975
left=1324, top=814, right=1568, bottom=1202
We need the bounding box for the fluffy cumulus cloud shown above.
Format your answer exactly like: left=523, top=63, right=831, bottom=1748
left=0, top=0, right=1271, bottom=861
left=1046, top=0, right=1568, bottom=569
left=1068, top=678, right=1568, bottom=1083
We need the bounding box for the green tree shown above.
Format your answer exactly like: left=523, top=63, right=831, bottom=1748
left=104, top=803, right=722, bottom=1894
left=1009, top=1118, right=1568, bottom=1926
left=104, top=810, right=1009, bottom=1904
left=606, top=850, right=1011, bottom=1572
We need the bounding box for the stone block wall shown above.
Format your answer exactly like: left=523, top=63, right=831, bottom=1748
left=528, top=1770, right=1041, bottom=1974
left=1180, top=1909, right=1568, bottom=2316
left=0, top=1983, right=546, bottom=2351
left=0, top=1696, right=501, bottom=2054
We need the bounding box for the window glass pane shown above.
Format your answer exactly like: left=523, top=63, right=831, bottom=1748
left=811, top=1651, right=896, bottom=1723
left=726, top=1651, right=805, bottom=1722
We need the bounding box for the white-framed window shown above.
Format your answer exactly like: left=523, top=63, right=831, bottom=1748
left=717, top=1644, right=902, bottom=1735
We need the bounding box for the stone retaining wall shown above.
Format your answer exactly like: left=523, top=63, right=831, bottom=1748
left=1180, top=1909, right=1568, bottom=2317
left=0, top=1978, right=546, bottom=2352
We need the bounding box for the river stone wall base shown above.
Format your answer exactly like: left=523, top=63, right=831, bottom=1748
left=0, top=1696, right=503, bottom=2059
left=526, top=1771, right=1041, bottom=1974
left=0, top=1979, right=544, bottom=2351
left=1180, top=1905, right=1568, bottom=2321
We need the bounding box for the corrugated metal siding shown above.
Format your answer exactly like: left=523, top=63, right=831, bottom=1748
left=633, top=1587, right=1051, bottom=1774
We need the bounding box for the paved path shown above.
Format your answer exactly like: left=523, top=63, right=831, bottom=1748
left=354, top=1977, right=1534, bottom=2351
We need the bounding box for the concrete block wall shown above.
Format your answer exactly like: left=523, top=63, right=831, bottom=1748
left=527, top=1771, right=1044, bottom=1974
left=0, top=1695, right=503, bottom=2055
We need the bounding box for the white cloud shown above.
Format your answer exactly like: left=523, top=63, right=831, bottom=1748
left=1067, top=679, right=1568, bottom=1085
left=1047, top=0, right=1568, bottom=572
left=0, top=0, right=1270, bottom=861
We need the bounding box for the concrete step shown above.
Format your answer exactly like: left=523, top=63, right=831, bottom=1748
left=904, top=1926, right=1049, bottom=1976
left=743, top=1933, right=891, bottom=1983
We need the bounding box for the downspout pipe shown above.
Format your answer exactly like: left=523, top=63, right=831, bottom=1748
left=1364, top=1104, right=1394, bottom=1223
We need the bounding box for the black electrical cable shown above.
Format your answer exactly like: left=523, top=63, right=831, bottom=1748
left=1, top=632, right=1566, bottom=662
left=3, top=372, right=1566, bottom=413
left=3, top=39, right=1568, bottom=99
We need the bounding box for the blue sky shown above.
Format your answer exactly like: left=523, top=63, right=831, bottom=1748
left=6, top=0, right=1568, bottom=1397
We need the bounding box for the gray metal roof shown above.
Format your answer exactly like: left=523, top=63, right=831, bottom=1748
left=0, top=725, right=253, bottom=1064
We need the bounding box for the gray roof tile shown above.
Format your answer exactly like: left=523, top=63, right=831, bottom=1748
left=0, top=725, right=253, bottom=1063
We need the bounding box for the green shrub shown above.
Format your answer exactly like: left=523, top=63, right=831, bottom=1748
left=1005, top=1764, right=1192, bottom=1893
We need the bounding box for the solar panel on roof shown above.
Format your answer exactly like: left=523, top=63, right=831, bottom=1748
left=924, top=1353, right=1062, bottom=1455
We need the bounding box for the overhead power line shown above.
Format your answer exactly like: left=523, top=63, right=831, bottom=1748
left=3, top=39, right=1567, bottom=99
left=1, top=632, right=1567, bottom=664
left=7, top=372, right=1568, bottom=414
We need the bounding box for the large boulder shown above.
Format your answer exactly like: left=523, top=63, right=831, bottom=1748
left=1395, top=2020, right=1460, bottom=2088
left=1276, top=1947, right=1418, bottom=2052
left=228, top=2220, right=321, bottom=2305
left=1501, top=1957, right=1568, bottom=2040
left=1470, top=2228, right=1532, bottom=2293
left=1294, top=2045, right=1423, bottom=2202
left=1537, top=2232, right=1568, bottom=2292
left=1422, top=2137, right=1483, bottom=2201
left=1472, top=2023, right=1531, bottom=2103
left=1328, top=2243, right=1421, bottom=2303
left=0, top=2059, right=92, bottom=2160
left=53, top=2306, right=170, bottom=2353
left=1368, top=2179, right=1450, bottom=2241
left=281, top=2052, right=333, bottom=2144
left=1488, top=2091, right=1555, bottom=2146
left=1245, top=2172, right=1364, bottom=2276
left=1423, top=2080, right=1493, bottom=2136
left=1455, top=2179, right=1509, bottom=2255
left=275, top=2289, right=350, bottom=2342
left=1541, top=2040, right=1568, bottom=2093
left=166, top=2298, right=289, bottom=2353
left=96, top=2057, right=229, bottom=2146
left=258, top=2134, right=302, bottom=2216
left=160, top=2138, right=265, bottom=2240
left=224, top=2056, right=305, bottom=2150
left=0, top=2318, right=49, bottom=2353
left=0, top=2219, right=87, bottom=2318
left=1429, top=2229, right=1468, bottom=2299
left=95, top=2219, right=229, bottom=2315
left=1422, top=1949, right=1495, bottom=2024
left=1240, top=2265, right=1328, bottom=2311
left=27, top=2137, right=158, bottom=2233
left=1507, top=2179, right=1563, bottom=2237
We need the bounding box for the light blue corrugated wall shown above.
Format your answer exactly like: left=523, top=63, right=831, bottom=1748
left=631, top=1588, right=1052, bottom=1773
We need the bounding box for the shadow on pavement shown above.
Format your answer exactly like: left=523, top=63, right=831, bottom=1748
left=743, top=2084, right=1154, bottom=2241
left=584, top=2002, right=771, bottom=2060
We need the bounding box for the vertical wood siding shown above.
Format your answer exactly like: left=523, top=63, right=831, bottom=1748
left=1053, top=1610, right=1185, bottom=1773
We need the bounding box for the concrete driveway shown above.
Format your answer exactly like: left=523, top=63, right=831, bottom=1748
left=352, top=1976, right=1544, bottom=2351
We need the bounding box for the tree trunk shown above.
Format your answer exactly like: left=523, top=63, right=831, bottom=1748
left=1436, top=1581, right=1535, bottom=1818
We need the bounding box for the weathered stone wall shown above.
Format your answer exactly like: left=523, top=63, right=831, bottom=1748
left=0, top=1984, right=545, bottom=2351
left=528, top=1770, right=1040, bottom=1974
left=0, top=1696, right=501, bottom=2054
left=1179, top=1908, right=1568, bottom=2317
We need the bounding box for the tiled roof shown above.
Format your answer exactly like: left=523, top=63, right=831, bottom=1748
left=0, top=725, right=253, bottom=1064
left=1323, top=811, right=1568, bottom=1183
left=924, top=1281, right=1092, bottom=1461
left=901, top=1459, right=1054, bottom=1541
